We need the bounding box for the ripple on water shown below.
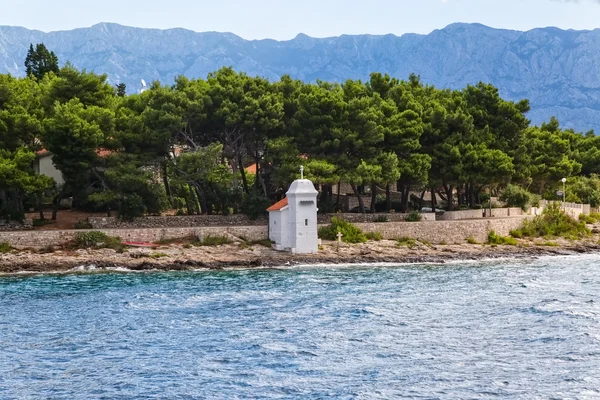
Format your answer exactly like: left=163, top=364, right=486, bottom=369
left=0, top=255, right=600, bottom=398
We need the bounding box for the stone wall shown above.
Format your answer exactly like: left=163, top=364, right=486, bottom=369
left=88, top=215, right=268, bottom=229
left=437, top=209, right=484, bottom=220
left=89, top=212, right=437, bottom=229
left=0, top=226, right=268, bottom=248
left=317, top=212, right=436, bottom=223
left=487, top=208, right=523, bottom=218
left=0, top=219, right=33, bottom=231
left=354, top=216, right=528, bottom=244
left=0, top=216, right=529, bottom=248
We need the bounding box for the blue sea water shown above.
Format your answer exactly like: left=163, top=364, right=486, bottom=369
left=1, top=255, right=600, bottom=399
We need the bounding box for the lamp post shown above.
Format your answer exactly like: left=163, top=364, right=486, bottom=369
left=562, top=178, right=567, bottom=204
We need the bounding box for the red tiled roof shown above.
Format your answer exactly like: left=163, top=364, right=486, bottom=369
left=246, top=163, right=258, bottom=174
left=267, top=197, right=288, bottom=212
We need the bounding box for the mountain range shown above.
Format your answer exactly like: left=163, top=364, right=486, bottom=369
left=0, top=22, right=599, bottom=131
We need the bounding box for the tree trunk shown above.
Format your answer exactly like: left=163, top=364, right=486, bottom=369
left=351, top=184, right=366, bottom=214
left=51, top=198, right=60, bottom=221
left=370, top=182, right=377, bottom=213
left=161, top=161, right=172, bottom=200
left=431, top=187, right=437, bottom=212
left=444, top=184, right=454, bottom=211
left=336, top=182, right=341, bottom=212
left=238, top=153, right=249, bottom=194
left=38, top=197, right=45, bottom=220
left=386, top=184, right=391, bottom=212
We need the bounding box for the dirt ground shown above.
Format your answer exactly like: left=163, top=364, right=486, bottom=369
left=25, top=210, right=106, bottom=230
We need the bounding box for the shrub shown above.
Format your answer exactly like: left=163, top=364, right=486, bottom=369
left=499, top=184, right=533, bottom=211
left=518, top=203, right=591, bottom=239
left=72, top=231, right=123, bottom=251
left=241, top=190, right=270, bottom=220
left=318, top=217, right=367, bottom=243
left=488, top=230, right=517, bottom=246
left=579, top=214, right=597, bottom=225
left=200, top=235, right=232, bottom=246
left=0, top=242, right=11, bottom=254
left=119, top=193, right=146, bottom=222
left=32, top=219, right=54, bottom=228
left=406, top=211, right=423, bottom=222
left=73, top=219, right=93, bottom=230
left=397, top=237, right=417, bottom=248
left=509, top=229, right=524, bottom=239
left=365, top=232, right=383, bottom=241
left=467, top=237, right=480, bottom=245
left=374, top=215, right=389, bottom=223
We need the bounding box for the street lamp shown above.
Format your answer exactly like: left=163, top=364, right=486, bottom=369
left=562, top=178, right=567, bottom=204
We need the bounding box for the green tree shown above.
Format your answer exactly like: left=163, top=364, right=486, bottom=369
left=24, top=43, right=59, bottom=80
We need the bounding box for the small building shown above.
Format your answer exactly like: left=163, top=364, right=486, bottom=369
left=34, top=150, right=64, bottom=186
left=267, top=169, right=319, bottom=254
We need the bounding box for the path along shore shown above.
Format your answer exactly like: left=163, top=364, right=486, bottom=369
left=1, top=237, right=600, bottom=275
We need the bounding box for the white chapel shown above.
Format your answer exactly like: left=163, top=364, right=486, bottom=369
left=267, top=167, right=319, bottom=254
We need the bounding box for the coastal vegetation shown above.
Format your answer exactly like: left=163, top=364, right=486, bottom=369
left=2, top=44, right=600, bottom=223
left=510, top=203, right=591, bottom=240
left=318, top=217, right=368, bottom=243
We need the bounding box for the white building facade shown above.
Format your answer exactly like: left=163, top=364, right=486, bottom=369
left=267, top=173, right=319, bottom=254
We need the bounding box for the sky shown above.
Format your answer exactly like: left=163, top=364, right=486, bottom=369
left=1, top=0, right=600, bottom=40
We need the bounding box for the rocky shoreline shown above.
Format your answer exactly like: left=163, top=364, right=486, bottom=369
left=1, top=238, right=600, bottom=275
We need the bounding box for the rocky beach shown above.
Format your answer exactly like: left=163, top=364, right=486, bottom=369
left=2, top=237, right=600, bottom=275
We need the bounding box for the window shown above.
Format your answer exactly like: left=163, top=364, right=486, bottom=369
left=305, top=219, right=308, bottom=226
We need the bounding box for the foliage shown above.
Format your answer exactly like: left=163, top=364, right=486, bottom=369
left=72, top=231, right=123, bottom=251
left=499, top=184, right=533, bottom=211
left=513, top=203, right=591, bottom=239
left=200, top=235, right=232, bottom=246
left=2, top=55, right=600, bottom=223
left=0, top=242, right=11, bottom=254
left=318, top=217, right=367, bottom=243
left=466, top=237, right=480, bottom=245
left=240, top=190, right=270, bottom=220
left=396, top=237, right=417, bottom=248
left=487, top=230, right=518, bottom=246
left=25, top=43, right=59, bottom=80
left=73, top=220, right=93, bottom=229
left=406, top=211, right=423, bottom=222
left=365, top=231, right=383, bottom=241
left=374, top=215, right=389, bottom=223
left=32, top=219, right=54, bottom=227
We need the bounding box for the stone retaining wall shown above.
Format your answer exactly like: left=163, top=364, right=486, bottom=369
left=88, top=215, right=268, bottom=229
left=354, top=216, right=528, bottom=244
left=437, top=209, right=484, bottom=220
left=0, top=226, right=268, bottom=248
left=0, top=216, right=528, bottom=248
left=89, top=212, right=437, bottom=229
left=0, top=219, right=33, bottom=231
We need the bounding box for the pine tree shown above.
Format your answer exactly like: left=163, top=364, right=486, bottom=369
left=24, top=43, right=59, bottom=80
left=116, top=83, right=127, bottom=97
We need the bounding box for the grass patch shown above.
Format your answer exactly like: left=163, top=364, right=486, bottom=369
left=509, top=229, right=524, bottom=239
left=72, top=231, right=123, bottom=251
left=319, top=217, right=367, bottom=243
left=374, top=215, right=389, bottom=223
left=466, top=237, right=480, bottom=245
left=579, top=213, right=600, bottom=224
left=200, top=235, right=232, bottom=246
left=488, top=230, right=518, bottom=246
left=541, top=241, right=559, bottom=247
left=513, top=203, right=590, bottom=240
left=72, top=220, right=93, bottom=230
left=32, top=219, right=54, bottom=228
left=0, top=242, right=11, bottom=254
left=365, top=232, right=383, bottom=241
left=397, top=237, right=417, bottom=249
left=440, top=240, right=448, bottom=245
left=249, top=239, right=274, bottom=248
left=405, top=211, right=423, bottom=222
left=149, top=252, right=169, bottom=259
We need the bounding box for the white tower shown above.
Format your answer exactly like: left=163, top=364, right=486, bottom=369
left=286, top=166, right=319, bottom=254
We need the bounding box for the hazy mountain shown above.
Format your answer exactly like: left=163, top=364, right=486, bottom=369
left=1, top=22, right=599, bottom=131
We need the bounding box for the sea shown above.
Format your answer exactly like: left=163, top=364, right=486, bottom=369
left=1, top=255, right=600, bottom=399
